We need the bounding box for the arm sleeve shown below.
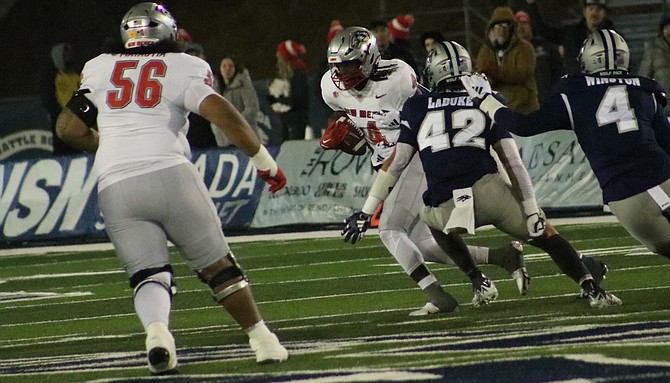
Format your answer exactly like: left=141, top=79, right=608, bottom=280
left=494, top=137, right=537, bottom=205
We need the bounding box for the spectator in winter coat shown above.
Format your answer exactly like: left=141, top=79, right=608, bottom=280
left=525, top=0, right=615, bottom=75
left=639, top=15, right=670, bottom=118
left=476, top=6, right=539, bottom=114
left=212, top=55, right=261, bottom=146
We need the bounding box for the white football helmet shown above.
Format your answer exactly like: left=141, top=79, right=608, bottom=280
left=578, top=29, right=629, bottom=74
left=120, top=2, right=178, bottom=49
left=424, top=40, right=472, bottom=90
left=327, top=27, right=381, bottom=90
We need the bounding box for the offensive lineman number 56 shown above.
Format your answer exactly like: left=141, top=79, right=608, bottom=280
left=107, top=60, right=166, bottom=108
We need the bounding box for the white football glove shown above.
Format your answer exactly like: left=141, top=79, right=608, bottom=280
left=460, top=73, right=492, bottom=105
left=522, top=200, right=545, bottom=239
left=372, top=109, right=400, bottom=128
left=526, top=213, right=546, bottom=239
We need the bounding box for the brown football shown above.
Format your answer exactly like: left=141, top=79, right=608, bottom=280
left=331, top=113, right=367, bottom=156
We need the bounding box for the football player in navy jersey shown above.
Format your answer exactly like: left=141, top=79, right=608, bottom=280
left=347, top=40, right=621, bottom=308
left=462, top=29, right=670, bottom=264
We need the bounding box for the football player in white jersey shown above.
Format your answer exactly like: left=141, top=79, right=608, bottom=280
left=56, top=2, right=288, bottom=374
left=320, top=26, right=529, bottom=315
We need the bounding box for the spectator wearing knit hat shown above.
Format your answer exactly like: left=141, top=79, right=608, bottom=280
left=515, top=10, right=564, bottom=105
left=268, top=40, right=310, bottom=141
left=639, top=15, right=670, bottom=118
left=370, top=17, right=419, bottom=75
left=475, top=6, right=539, bottom=114
left=387, top=14, right=415, bottom=53
left=327, top=20, right=344, bottom=43
left=524, top=0, right=615, bottom=75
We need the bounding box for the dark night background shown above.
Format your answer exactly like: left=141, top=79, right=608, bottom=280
left=0, top=0, right=539, bottom=99
left=0, top=0, right=661, bottom=100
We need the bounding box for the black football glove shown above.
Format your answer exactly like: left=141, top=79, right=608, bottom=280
left=342, top=211, right=372, bottom=244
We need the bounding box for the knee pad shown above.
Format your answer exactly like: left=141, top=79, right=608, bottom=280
left=198, top=252, right=249, bottom=303
left=130, top=265, right=177, bottom=298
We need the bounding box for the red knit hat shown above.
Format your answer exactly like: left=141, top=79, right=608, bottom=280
left=327, top=20, right=344, bottom=43
left=277, top=40, right=306, bottom=61
left=176, top=28, right=192, bottom=43
left=388, top=14, right=415, bottom=40
left=515, top=11, right=531, bottom=24
left=277, top=40, right=307, bottom=70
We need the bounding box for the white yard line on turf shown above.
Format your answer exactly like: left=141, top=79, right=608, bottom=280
left=0, top=214, right=619, bottom=257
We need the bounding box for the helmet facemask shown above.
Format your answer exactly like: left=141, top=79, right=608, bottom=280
left=330, top=60, right=368, bottom=90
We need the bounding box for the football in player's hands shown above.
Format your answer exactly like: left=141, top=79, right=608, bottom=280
left=320, top=112, right=367, bottom=156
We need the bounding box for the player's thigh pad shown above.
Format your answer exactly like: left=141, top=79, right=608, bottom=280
left=472, top=173, right=531, bottom=240
left=420, top=173, right=531, bottom=240
left=98, top=178, right=172, bottom=276
left=379, top=154, right=427, bottom=231
left=608, top=179, right=670, bottom=254
left=156, top=163, right=231, bottom=271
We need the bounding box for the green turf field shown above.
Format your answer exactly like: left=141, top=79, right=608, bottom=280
left=1, top=222, right=670, bottom=382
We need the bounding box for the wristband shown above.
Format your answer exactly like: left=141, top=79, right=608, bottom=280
left=251, top=145, right=277, bottom=174
left=362, top=170, right=399, bottom=214
left=522, top=200, right=539, bottom=216
left=480, top=95, right=505, bottom=120
left=362, top=196, right=383, bottom=215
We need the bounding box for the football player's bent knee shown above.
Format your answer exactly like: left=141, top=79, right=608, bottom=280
left=379, top=229, right=408, bottom=252
left=130, top=265, right=177, bottom=298
left=543, top=221, right=559, bottom=236
left=197, top=252, right=249, bottom=303
left=379, top=229, right=424, bottom=272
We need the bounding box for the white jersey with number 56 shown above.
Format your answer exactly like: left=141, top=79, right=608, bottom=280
left=320, top=58, right=419, bottom=168
left=79, top=52, right=216, bottom=191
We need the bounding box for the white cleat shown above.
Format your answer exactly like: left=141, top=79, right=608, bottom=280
left=472, top=276, right=499, bottom=308
left=249, top=332, right=289, bottom=364
left=588, top=290, right=623, bottom=308
left=409, top=302, right=441, bottom=316
left=511, top=267, right=531, bottom=296
left=145, top=321, right=178, bottom=375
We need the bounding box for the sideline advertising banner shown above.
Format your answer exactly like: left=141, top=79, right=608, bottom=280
left=251, top=140, right=375, bottom=228
left=0, top=148, right=272, bottom=245
left=0, top=98, right=53, bottom=160
left=515, top=131, right=602, bottom=209
left=250, top=134, right=603, bottom=229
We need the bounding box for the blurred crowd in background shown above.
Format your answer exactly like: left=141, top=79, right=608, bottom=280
left=8, top=0, right=670, bottom=155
